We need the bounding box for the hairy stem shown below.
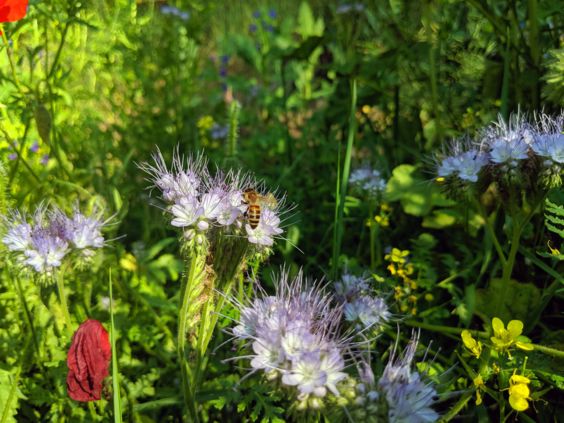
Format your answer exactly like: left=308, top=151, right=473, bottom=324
left=55, top=269, right=73, bottom=338
left=177, top=252, right=206, bottom=423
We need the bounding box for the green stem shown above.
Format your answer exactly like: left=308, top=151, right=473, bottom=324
left=474, top=199, right=506, bottom=266
left=501, top=219, right=521, bottom=283
left=438, top=391, right=473, bottom=422
left=368, top=202, right=376, bottom=269
left=47, top=20, right=71, bottom=80
left=532, top=343, right=564, bottom=359
left=109, top=270, right=123, bottom=423
left=404, top=320, right=488, bottom=338
left=407, top=320, right=564, bottom=358
left=332, top=78, right=357, bottom=279
left=0, top=25, right=22, bottom=91
left=13, top=276, right=40, bottom=355
left=55, top=269, right=73, bottom=337
left=500, top=29, right=511, bottom=120
left=177, top=253, right=205, bottom=423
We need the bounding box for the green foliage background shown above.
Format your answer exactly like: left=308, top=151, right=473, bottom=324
left=0, top=0, right=563, bottom=421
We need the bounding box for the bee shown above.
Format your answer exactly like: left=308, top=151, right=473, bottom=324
left=242, top=188, right=278, bottom=229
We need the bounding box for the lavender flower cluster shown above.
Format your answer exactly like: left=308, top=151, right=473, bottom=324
left=2, top=205, right=107, bottom=275
left=349, top=166, right=387, bottom=196
left=436, top=113, right=563, bottom=186
left=140, top=149, right=285, bottom=248
left=335, top=273, right=390, bottom=332
left=231, top=270, right=348, bottom=408
left=355, top=333, right=439, bottom=423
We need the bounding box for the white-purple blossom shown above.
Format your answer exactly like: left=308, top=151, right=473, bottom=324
left=437, top=148, right=488, bottom=182
left=350, top=166, right=387, bottom=195
left=488, top=136, right=529, bottom=164
left=140, top=148, right=288, bottom=248
left=336, top=272, right=390, bottom=332
left=246, top=208, right=283, bottom=247
left=532, top=133, right=564, bottom=164
left=24, top=228, right=69, bottom=273
left=64, top=209, right=106, bottom=250
left=2, top=211, right=32, bottom=252
left=2, top=205, right=108, bottom=274
left=378, top=333, right=439, bottom=423
left=230, top=269, right=350, bottom=406
left=344, top=295, right=390, bottom=330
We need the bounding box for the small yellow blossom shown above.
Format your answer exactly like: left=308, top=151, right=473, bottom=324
left=381, top=203, right=391, bottom=212
left=473, top=375, right=485, bottom=405
left=197, top=115, right=214, bottom=131
left=424, top=293, right=434, bottom=301
left=490, top=317, right=533, bottom=354
left=375, top=215, right=389, bottom=227
left=385, top=248, right=410, bottom=264
left=435, top=176, right=446, bottom=183
left=461, top=330, right=482, bottom=358
left=547, top=240, right=560, bottom=256
left=508, top=372, right=532, bottom=412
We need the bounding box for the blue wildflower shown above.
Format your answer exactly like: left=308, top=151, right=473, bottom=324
left=378, top=333, right=439, bottom=423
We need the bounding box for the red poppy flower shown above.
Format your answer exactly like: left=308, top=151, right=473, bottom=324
left=0, top=0, right=29, bottom=23
left=66, top=319, right=112, bottom=402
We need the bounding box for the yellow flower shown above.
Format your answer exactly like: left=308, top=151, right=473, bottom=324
left=508, top=372, right=531, bottom=412
left=375, top=215, right=389, bottom=227
left=385, top=248, right=410, bottom=264
left=380, top=203, right=391, bottom=212
left=435, top=176, right=446, bottom=183
left=197, top=115, right=214, bottom=131
left=461, top=330, right=482, bottom=358
left=473, top=375, right=485, bottom=405
left=490, top=317, right=533, bottom=353
left=547, top=240, right=560, bottom=256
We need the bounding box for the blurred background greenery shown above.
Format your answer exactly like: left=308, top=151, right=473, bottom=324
left=2, top=0, right=563, bottom=275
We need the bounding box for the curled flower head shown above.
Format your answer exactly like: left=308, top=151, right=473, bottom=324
left=230, top=268, right=351, bottom=406
left=378, top=332, right=439, bottom=423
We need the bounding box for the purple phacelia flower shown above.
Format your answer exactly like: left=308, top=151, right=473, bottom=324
left=229, top=269, right=351, bottom=405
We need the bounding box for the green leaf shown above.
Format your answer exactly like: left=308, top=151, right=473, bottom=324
left=384, top=164, right=454, bottom=216
left=476, top=278, right=541, bottom=325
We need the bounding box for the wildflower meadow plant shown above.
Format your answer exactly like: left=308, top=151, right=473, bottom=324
left=229, top=268, right=351, bottom=411
left=352, top=332, right=439, bottom=423
left=140, top=147, right=289, bottom=421
left=2, top=204, right=108, bottom=275
left=334, top=272, right=390, bottom=333
left=433, top=112, right=563, bottom=320
left=1, top=203, right=109, bottom=336
left=458, top=318, right=542, bottom=416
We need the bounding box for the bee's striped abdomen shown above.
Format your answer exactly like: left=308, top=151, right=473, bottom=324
left=246, top=204, right=261, bottom=229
